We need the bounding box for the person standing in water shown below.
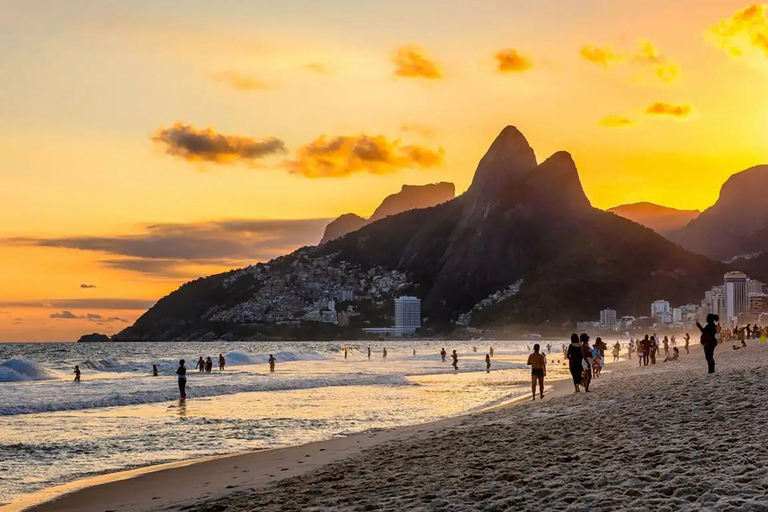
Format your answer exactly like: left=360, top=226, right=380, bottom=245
left=684, top=333, right=691, bottom=354
left=382, top=348, right=388, bottom=359
left=413, top=349, right=416, bottom=356
left=152, top=364, right=159, bottom=377
left=546, top=343, right=552, bottom=355
left=176, top=359, right=187, bottom=399
left=527, top=344, right=546, bottom=400
left=697, top=314, right=719, bottom=374
left=566, top=334, right=583, bottom=393
left=344, top=348, right=348, bottom=360
left=204, top=357, right=213, bottom=373
left=268, top=354, right=276, bottom=372
left=489, top=346, right=494, bottom=357
left=196, top=357, right=205, bottom=373
left=451, top=350, right=458, bottom=370
left=440, top=348, right=447, bottom=362
left=73, top=365, right=81, bottom=382
left=485, top=353, right=491, bottom=373
left=367, top=347, right=371, bottom=360
left=219, top=354, right=225, bottom=371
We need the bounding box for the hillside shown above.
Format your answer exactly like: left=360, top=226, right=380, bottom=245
left=116, top=126, right=727, bottom=341
left=608, top=202, right=700, bottom=236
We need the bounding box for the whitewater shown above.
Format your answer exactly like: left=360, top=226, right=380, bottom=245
left=0, top=340, right=552, bottom=508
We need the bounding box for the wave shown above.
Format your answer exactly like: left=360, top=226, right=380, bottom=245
left=0, top=359, right=56, bottom=383
left=223, top=350, right=328, bottom=365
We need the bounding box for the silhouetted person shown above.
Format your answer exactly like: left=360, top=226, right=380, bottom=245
left=663, top=336, right=670, bottom=357
left=152, top=364, right=159, bottom=376
left=567, top=334, right=583, bottom=393
left=489, top=346, right=494, bottom=357
left=219, top=354, right=225, bottom=371
left=382, top=348, right=387, bottom=359
left=74, top=365, right=81, bottom=382
left=344, top=348, right=348, bottom=360
left=684, top=333, right=691, bottom=354
left=268, top=354, right=276, bottom=372
left=546, top=343, right=551, bottom=355
left=205, top=356, right=213, bottom=373
left=580, top=333, right=592, bottom=392
left=451, top=350, right=458, bottom=370
left=176, top=359, right=187, bottom=399
left=196, top=357, right=205, bottom=373
left=413, top=349, right=416, bottom=356
left=527, top=344, right=546, bottom=400
left=440, top=348, right=447, bottom=362
left=697, top=314, right=719, bottom=374
left=473, top=346, right=477, bottom=353
left=485, top=353, right=491, bottom=373
left=613, top=342, right=621, bottom=362
left=367, top=347, right=371, bottom=359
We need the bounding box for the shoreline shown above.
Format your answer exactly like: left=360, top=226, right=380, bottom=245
left=3, top=355, right=609, bottom=512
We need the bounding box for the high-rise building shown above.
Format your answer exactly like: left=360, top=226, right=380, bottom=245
left=394, top=296, right=421, bottom=335
left=600, top=309, right=617, bottom=329
left=724, top=272, right=748, bottom=326
left=672, top=308, right=683, bottom=323
left=750, top=294, right=767, bottom=314
left=747, top=279, right=765, bottom=296
left=651, top=300, right=671, bottom=320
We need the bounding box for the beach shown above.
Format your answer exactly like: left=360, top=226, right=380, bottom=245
left=12, top=341, right=768, bottom=511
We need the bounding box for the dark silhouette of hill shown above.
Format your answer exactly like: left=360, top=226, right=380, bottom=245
left=608, top=202, right=700, bottom=236
left=116, top=126, right=727, bottom=340
left=320, top=182, right=455, bottom=244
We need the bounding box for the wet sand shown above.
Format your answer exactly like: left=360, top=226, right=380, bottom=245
left=18, top=343, right=768, bottom=512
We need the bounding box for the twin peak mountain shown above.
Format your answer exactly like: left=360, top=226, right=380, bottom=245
left=117, top=126, right=725, bottom=340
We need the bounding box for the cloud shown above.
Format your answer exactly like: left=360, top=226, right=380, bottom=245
left=599, top=115, right=635, bottom=128
left=285, top=135, right=444, bottom=178
left=152, top=122, right=286, bottom=165
left=632, top=41, right=680, bottom=83
left=392, top=46, right=442, bottom=79
left=494, top=49, right=533, bottom=72
left=645, top=102, right=693, bottom=118
left=710, top=4, right=768, bottom=59
left=401, top=123, right=438, bottom=138
left=49, top=311, right=128, bottom=323
left=8, top=219, right=330, bottom=277
left=0, top=299, right=155, bottom=310
left=212, top=70, right=271, bottom=90
left=80, top=284, right=96, bottom=289
left=579, top=45, right=621, bottom=66
left=306, top=62, right=331, bottom=74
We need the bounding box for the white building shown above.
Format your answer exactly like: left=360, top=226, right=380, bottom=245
left=651, top=300, right=671, bottom=321
left=724, top=272, right=748, bottom=326
left=394, top=296, right=421, bottom=336
left=747, top=279, right=764, bottom=296
left=672, top=307, right=683, bottom=323
left=600, top=309, right=618, bottom=329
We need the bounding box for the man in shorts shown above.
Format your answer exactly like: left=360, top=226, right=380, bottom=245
left=527, top=344, right=547, bottom=401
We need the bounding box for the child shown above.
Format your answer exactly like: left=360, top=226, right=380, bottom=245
left=73, top=365, right=81, bottom=382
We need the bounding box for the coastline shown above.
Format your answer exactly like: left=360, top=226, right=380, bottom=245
left=4, top=355, right=600, bottom=512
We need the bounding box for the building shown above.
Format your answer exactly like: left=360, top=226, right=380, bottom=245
left=394, top=296, right=421, bottom=335
left=724, top=272, right=748, bottom=326
left=600, top=309, right=617, bottom=329
left=750, top=294, right=768, bottom=314
left=672, top=307, right=683, bottom=323
left=651, top=300, right=671, bottom=322
left=747, top=279, right=765, bottom=296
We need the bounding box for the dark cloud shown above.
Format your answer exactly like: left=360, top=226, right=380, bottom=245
left=0, top=299, right=154, bottom=310
left=8, top=218, right=330, bottom=277
left=49, top=311, right=128, bottom=323
left=152, top=122, right=286, bottom=164
left=392, top=46, right=442, bottom=79
left=80, top=283, right=96, bottom=289
left=285, top=135, right=444, bottom=178
left=494, top=49, right=533, bottom=72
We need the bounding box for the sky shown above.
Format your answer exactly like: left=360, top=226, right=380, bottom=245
left=1, top=0, right=767, bottom=341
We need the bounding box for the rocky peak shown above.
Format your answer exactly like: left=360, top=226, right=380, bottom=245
left=526, top=151, right=591, bottom=213
left=370, top=182, right=455, bottom=222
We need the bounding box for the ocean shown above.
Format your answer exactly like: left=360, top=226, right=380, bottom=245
left=0, top=339, right=566, bottom=507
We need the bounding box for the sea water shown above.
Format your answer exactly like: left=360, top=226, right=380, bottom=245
left=0, top=339, right=566, bottom=507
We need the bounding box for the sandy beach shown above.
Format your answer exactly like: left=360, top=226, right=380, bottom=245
left=15, top=342, right=768, bottom=512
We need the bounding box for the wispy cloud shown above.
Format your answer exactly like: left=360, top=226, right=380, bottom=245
left=392, top=46, right=442, bottom=79
left=305, top=62, right=331, bottom=74
left=401, top=123, right=438, bottom=138
left=152, top=122, right=286, bottom=165
left=285, top=135, right=444, bottom=178
left=581, top=41, right=680, bottom=82
left=0, top=299, right=154, bottom=310
left=80, top=284, right=97, bottom=289
left=49, top=311, right=128, bottom=323
left=710, top=4, right=768, bottom=60
left=580, top=45, right=621, bottom=67
left=7, top=219, right=330, bottom=277
left=212, top=70, right=271, bottom=90
left=599, top=115, right=635, bottom=128
left=494, top=49, right=533, bottom=73
left=645, top=102, right=693, bottom=118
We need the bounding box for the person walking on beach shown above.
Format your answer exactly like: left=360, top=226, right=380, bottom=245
left=196, top=357, right=205, bottom=373
left=527, top=344, right=547, bottom=400
left=219, top=354, right=225, bottom=371
left=152, top=364, right=159, bottom=376
left=268, top=354, right=276, bottom=372
left=613, top=341, right=621, bottom=362
left=567, top=334, right=583, bottom=393
left=451, top=350, right=458, bottom=370
left=684, top=333, right=690, bottom=354
left=580, top=333, right=592, bottom=392
left=697, top=314, right=719, bottom=374
left=663, top=336, right=670, bottom=358
left=441, top=348, right=447, bottom=362
left=176, top=359, right=187, bottom=399
left=73, top=365, right=81, bottom=382
left=485, top=353, right=491, bottom=373
left=627, top=339, right=634, bottom=361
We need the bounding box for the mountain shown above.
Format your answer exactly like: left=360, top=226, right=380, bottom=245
left=668, top=165, right=768, bottom=280
left=608, top=202, right=700, bottom=236
left=319, top=182, right=455, bottom=244
left=116, top=126, right=727, bottom=341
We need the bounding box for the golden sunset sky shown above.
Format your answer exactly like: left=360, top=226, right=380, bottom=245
left=1, top=0, right=767, bottom=341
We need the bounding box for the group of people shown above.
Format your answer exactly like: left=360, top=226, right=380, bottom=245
left=195, top=354, right=226, bottom=373
left=566, top=333, right=610, bottom=393
left=174, top=353, right=278, bottom=399
left=627, top=334, right=688, bottom=367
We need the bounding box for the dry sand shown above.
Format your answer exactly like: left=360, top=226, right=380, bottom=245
left=17, top=343, right=768, bottom=512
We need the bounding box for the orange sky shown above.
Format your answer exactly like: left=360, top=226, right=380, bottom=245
left=1, top=0, right=767, bottom=341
